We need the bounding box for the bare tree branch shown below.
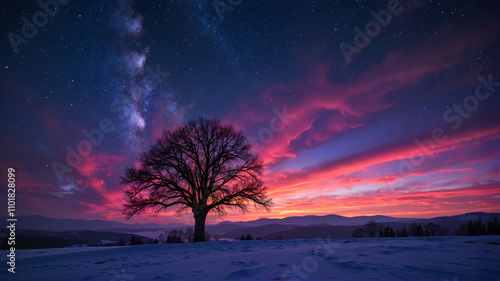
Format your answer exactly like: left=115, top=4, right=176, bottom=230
left=122, top=117, right=272, bottom=241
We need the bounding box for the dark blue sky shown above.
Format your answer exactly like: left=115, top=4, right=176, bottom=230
left=1, top=0, right=499, bottom=223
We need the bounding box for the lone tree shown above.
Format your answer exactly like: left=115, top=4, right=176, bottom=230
left=122, top=117, right=272, bottom=242
left=351, top=228, right=365, bottom=238
left=363, top=220, right=381, bottom=237
left=424, top=222, right=439, bottom=236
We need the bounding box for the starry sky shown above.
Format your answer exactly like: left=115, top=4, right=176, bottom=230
left=1, top=0, right=499, bottom=225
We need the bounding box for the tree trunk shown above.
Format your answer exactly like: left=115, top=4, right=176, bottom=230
left=193, top=213, right=206, bottom=242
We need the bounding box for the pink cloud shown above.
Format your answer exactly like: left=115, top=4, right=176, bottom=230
left=75, top=152, right=126, bottom=193
left=226, top=21, right=498, bottom=166
left=271, top=125, right=499, bottom=191
left=262, top=181, right=500, bottom=219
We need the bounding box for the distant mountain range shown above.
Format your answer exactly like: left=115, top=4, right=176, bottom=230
left=1, top=212, right=500, bottom=234
left=0, top=215, right=184, bottom=232
left=2, top=212, right=498, bottom=243
left=220, top=212, right=500, bottom=240
left=218, top=214, right=412, bottom=227
left=0, top=227, right=154, bottom=250
left=0, top=212, right=500, bottom=249
left=1, top=213, right=411, bottom=232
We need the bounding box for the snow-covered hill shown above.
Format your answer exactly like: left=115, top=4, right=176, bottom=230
left=1, top=236, right=498, bottom=280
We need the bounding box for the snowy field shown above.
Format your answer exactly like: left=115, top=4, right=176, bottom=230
left=1, top=235, right=499, bottom=280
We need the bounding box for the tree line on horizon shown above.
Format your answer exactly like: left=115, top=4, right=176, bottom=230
left=116, top=217, right=500, bottom=246
left=117, top=236, right=144, bottom=246
left=239, top=234, right=254, bottom=240
left=156, top=228, right=221, bottom=243
left=65, top=217, right=500, bottom=248
left=454, top=218, right=500, bottom=236
left=352, top=218, right=500, bottom=238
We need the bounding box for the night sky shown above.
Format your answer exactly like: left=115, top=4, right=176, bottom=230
left=1, top=0, right=499, bottom=225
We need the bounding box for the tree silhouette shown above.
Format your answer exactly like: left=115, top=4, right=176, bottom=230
left=352, top=228, right=365, bottom=238
left=425, top=222, right=439, bottom=236
left=467, top=220, right=475, bottom=236
left=158, top=233, right=165, bottom=244
left=454, top=224, right=467, bottom=236
left=408, top=223, right=424, bottom=237
left=122, top=118, right=272, bottom=242
left=436, top=225, right=449, bottom=236
left=417, top=224, right=424, bottom=236
left=186, top=227, right=193, bottom=243
left=400, top=227, right=408, bottom=237
left=169, top=230, right=183, bottom=243
left=474, top=218, right=485, bottom=235
left=364, top=221, right=381, bottom=237
left=460, top=218, right=499, bottom=236
left=382, top=226, right=395, bottom=237
left=118, top=238, right=126, bottom=246
left=486, top=218, right=500, bottom=235
left=178, top=230, right=185, bottom=242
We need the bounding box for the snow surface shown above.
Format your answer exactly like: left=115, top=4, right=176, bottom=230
left=1, top=236, right=499, bottom=280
